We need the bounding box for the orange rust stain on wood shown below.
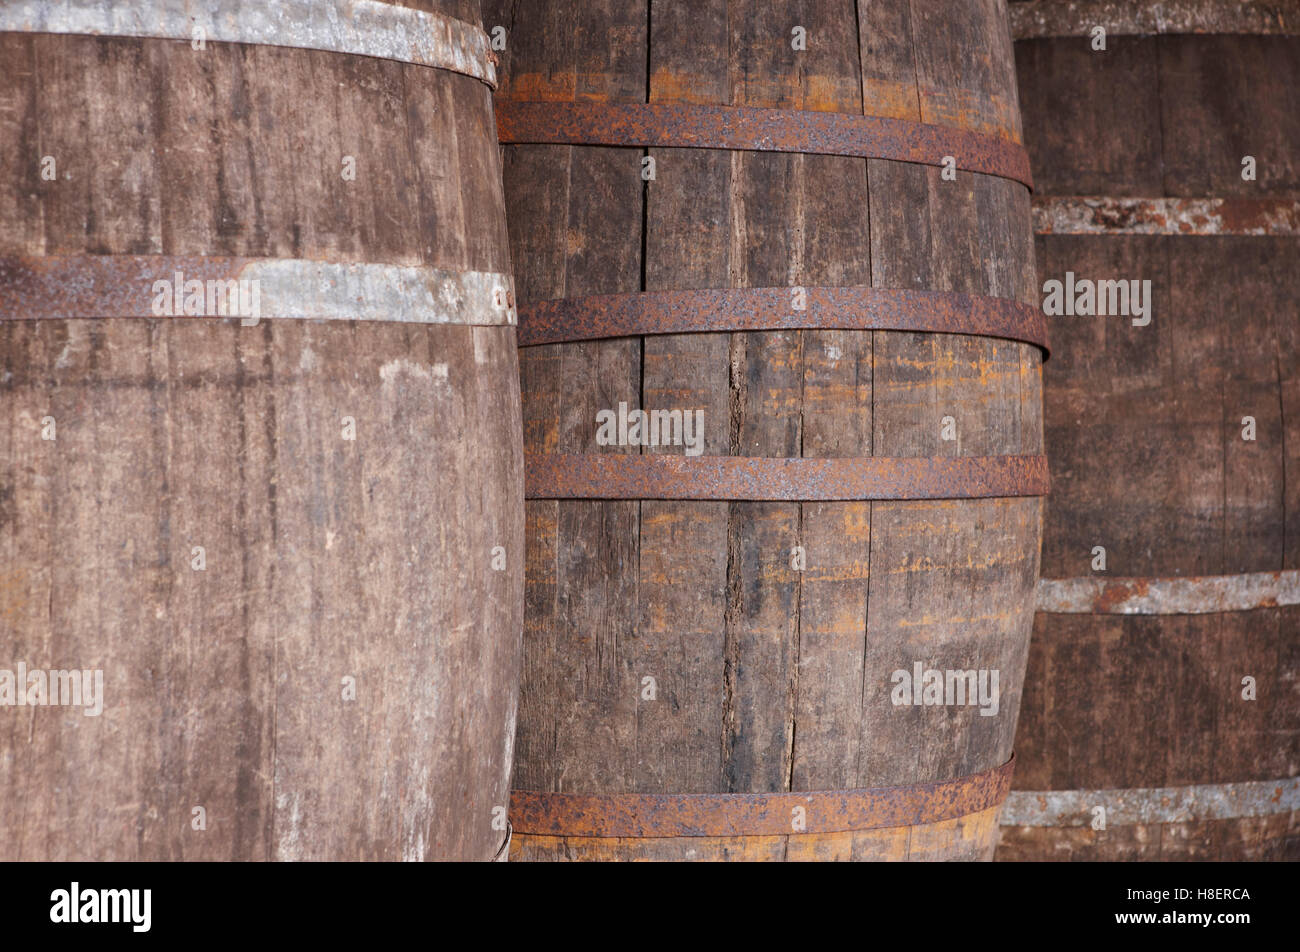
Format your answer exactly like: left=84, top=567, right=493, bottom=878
left=511, top=832, right=787, bottom=862
left=848, top=823, right=914, bottom=860
left=906, top=806, right=1001, bottom=860
left=918, top=87, right=1024, bottom=144
left=0, top=566, right=31, bottom=626
left=511, top=807, right=1001, bottom=861
left=500, top=71, right=577, bottom=102
left=863, top=78, right=925, bottom=123
left=803, top=562, right=871, bottom=584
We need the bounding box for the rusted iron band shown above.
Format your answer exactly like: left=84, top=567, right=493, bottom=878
left=0, top=0, right=498, bottom=87
left=1037, top=570, right=1300, bottom=615
left=512, top=757, right=1014, bottom=838
left=0, top=255, right=517, bottom=326
left=1034, top=197, right=1300, bottom=236
left=1011, top=0, right=1300, bottom=38
left=496, top=101, right=1033, bottom=188
left=518, top=286, right=1049, bottom=356
left=1003, top=776, right=1300, bottom=827
left=526, top=454, right=1049, bottom=502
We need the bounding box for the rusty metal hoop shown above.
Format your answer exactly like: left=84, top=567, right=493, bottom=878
left=525, top=453, right=1049, bottom=502
left=512, top=756, right=1015, bottom=838
left=518, top=285, right=1050, bottom=356
left=496, top=100, right=1033, bottom=188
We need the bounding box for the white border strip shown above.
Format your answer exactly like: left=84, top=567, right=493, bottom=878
left=1003, top=777, right=1300, bottom=826
left=0, top=0, right=497, bottom=87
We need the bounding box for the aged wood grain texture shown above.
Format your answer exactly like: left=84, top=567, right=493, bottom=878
left=1001, top=34, right=1300, bottom=861
left=0, top=4, right=524, bottom=861
left=491, top=0, right=1041, bottom=861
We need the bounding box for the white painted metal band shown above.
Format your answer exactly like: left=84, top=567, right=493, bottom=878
left=1037, top=571, right=1300, bottom=615
left=0, top=255, right=517, bottom=326
left=1011, top=0, right=1300, bottom=39
left=1002, top=777, right=1300, bottom=826
left=0, top=0, right=497, bottom=87
left=1034, top=197, right=1300, bottom=236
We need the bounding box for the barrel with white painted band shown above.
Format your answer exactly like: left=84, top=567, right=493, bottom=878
left=998, top=0, right=1300, bottom=861
left=0, top=0, right=522, bottom=860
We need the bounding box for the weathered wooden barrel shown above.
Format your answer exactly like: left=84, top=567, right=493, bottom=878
left=998, top=0, right=1300, bottom=861
left=488, top=0, right=1047, bottom=860
left=0, top=0, right=522, bottom=861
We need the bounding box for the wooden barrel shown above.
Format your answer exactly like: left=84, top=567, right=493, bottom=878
left=489, top=0, right=1047, bottom=860
left=0, top=0, right=522, bottom=861
left=998, top=0, right=1300, bottom=861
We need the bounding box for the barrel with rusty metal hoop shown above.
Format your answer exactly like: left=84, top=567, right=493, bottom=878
left=998, top=0, right=1300, bottom=861
left=0, top=0, right=522, bottom=860
left=489, top=0, right=1046, bottom=860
